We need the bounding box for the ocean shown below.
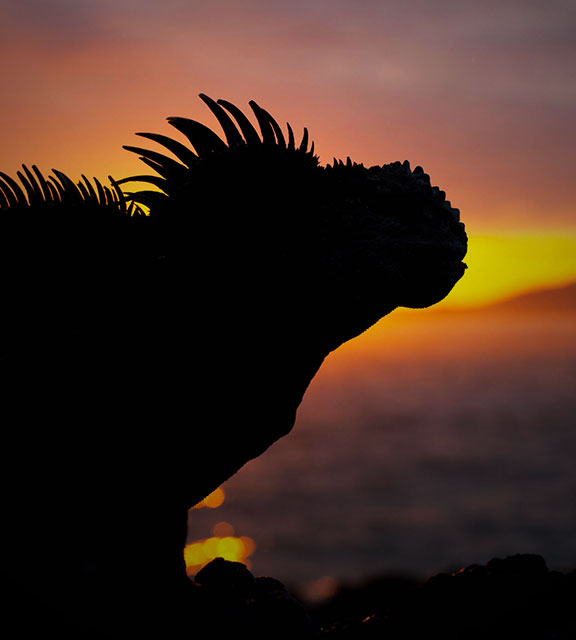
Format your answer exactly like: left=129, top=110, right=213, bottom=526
left=187, top=307, right=576, bottom=597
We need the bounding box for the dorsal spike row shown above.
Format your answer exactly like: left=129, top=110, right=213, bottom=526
left=159, top=95, right=313, bottom=156
left=0, top=180, right=14, bottom=208
left=249, top=100, right=276, bottom=146
left=326, top=157, right=365, bottom=170
left=199, top=93, right=245, bottom=149
left=46, top=179, right=59, bottom=203
left=93, top=177, right=109, bottom=207
left=217, top=98, right=261, bottom=146
left=122, top=146, right=188, bottom=180
left=286, top=122, right=295, bottom=151
left=76, top=179, right=91, bottom=202
left=1, top=96, right=314, bottom=216
left=18, top=165, right=42, bottom=204
left=0, top=170, right=28, bottom=206
left=116, top=174, right=168, bottom=192
left=299, top=127, right=309, bottom=153
left=264, top=110, right=286, bottom=149
left=52, top=169, right=83, bottom=203
left=248, top=100, right=288, bottom=149
left=32, top=165, right=53, bottom=201
left=123, top=95, right=317, bottom=209
left=135, top=132, right=199, bottom=169
left=81, top=174, right=98, bottom=201
left=0, top=165, right=137, bottom=214
left=166, top=117, right=227, bottom=159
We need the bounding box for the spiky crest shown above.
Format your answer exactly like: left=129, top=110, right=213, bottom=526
left=0, top=165, right=141, bottom=216
left=118, top=95, right=316, bottom=207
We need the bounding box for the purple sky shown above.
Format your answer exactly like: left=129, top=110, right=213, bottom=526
left=1, top=0, right=575, bottom=231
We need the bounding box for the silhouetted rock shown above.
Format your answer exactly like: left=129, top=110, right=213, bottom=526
left=191, top=559, right=313, bottom=639
left=195, top=557, right=256, bottom=594
left=311, top=555, right=576, bottom=639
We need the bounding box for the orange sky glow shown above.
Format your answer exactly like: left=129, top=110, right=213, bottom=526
left=1, top=1, right=575, bottom=307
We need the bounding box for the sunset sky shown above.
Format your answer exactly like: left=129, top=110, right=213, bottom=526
left=1, top=0, right=575, bottom=307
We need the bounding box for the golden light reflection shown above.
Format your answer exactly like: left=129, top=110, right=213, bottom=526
left=184, top=522, right=256, bottom=576
left=192, top=487, right=225, bottom=509
left=187, top=487, right=256, bottom=576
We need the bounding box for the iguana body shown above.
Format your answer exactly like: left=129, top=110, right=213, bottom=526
left=1, top=95, right=466, bottom=636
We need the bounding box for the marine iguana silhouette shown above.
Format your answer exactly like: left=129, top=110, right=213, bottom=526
left=1, top=95, right=467, bottom=636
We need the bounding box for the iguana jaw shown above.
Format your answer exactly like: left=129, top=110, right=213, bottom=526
left=395, top=238, right=468, bottom=309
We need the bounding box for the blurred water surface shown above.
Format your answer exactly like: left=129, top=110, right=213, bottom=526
left=187, top=307, right=576, bottom=590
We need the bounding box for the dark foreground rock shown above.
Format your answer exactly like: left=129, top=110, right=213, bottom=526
left=191, top=555, right=575, bottom=639
left=312, top=554, right=576, bottom=639
left=190, top=558, right=314, bottom=638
